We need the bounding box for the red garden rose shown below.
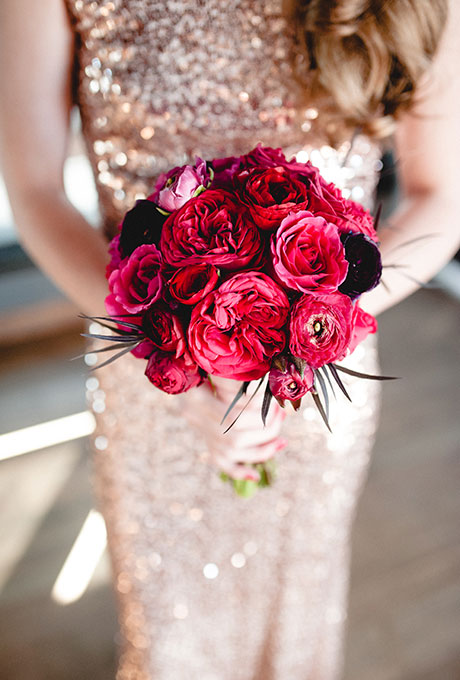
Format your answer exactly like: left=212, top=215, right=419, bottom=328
left=347, top=304, right=378, bottom=355
left=307, top=179, right=378, bottom=242
left=336, top=196, right=378, bottom=241
left=238, top=167, right=309, bottom=230
left=289, top=291, right=353, bottom=367
left=141, top=307, right=186, bottom=357
left=160, top=189, right=263, bottom=271
left=107, top=243, right=164, bottom=313
left=271, top=211, right=348, bottom=293
left=188, top=271, right=289, bottom=380
left=145, top=350, right=203, bottom=394
left=168, top=263, right=220, bottom=305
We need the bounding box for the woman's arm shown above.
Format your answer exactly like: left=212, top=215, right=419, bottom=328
left=361, top=1, right=460, bottom=318
left=0, top=0, right=109, bottom=316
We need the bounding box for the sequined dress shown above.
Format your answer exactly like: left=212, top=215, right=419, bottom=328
left=66, top=1, right=382, bottom=678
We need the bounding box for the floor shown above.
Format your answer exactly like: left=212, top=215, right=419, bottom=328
left=0, top=286, right=459, bottom=680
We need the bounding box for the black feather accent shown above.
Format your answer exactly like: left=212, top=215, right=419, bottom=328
left=220, top=381, right=250, bottom=425
left=261, top=382, right=273, bottom=426
left=331, top=364, right=399, bottom=381
left=311, top=389, right=332, bottom=433
left=328, top=363, right=352, bottom=402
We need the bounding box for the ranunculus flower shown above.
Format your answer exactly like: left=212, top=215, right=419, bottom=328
left=145, top=350, right=203, bottom=394
left=347, top=304, right=378, bottom=355
left=168, top=263, right=220, bottom=305
left=339, top=232, right=382, bottom=299
left=160, top=189, right=263, bottom=271
left=269, top=356, right=314, bottom=405
left=150, top=157, right=211, bottom=212
left=119, top=200, right=167, bottom=258
left=271, top=211, right=348, bottom=293
left=188, top=272, right=289, bottom=380
left=289, top=291, right=353, bottom=368
left=108, top=243, right=163, bottom=313
left=141, top=307, right=186, bottom=356
left=238, top=167, right=309, bottom=230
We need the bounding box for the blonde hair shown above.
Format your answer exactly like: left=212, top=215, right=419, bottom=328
left=286, top=0, right=449, bottom=138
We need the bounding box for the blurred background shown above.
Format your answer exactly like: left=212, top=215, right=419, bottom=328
left=0, top=119, right=459, bottom=680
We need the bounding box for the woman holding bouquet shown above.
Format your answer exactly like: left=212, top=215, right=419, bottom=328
left=0, top=1, right=459, bottom=678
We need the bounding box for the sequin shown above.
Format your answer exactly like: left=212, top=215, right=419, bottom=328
left=69, top=0, right=383, bottom=677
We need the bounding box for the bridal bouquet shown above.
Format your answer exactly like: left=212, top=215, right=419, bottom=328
left=86, top=145, right=388, bottom=495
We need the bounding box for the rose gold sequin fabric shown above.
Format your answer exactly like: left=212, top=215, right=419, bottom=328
left=68, top=0, right=383, bottom=677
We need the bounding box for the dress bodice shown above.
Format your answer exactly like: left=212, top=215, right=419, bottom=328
left=66, top=0, right=382, bottom=238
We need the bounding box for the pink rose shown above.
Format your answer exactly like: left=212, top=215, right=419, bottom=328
left=141, top=307, right=186, bottom=357
left=107, top=243, right=163, bottom=313
left=150, top=157, right=211, bottom=212
left=271, top=211, right=348, bottom=293
left=160, top=189, right=263, bottom=271
left=238, top=167, right=309, bottom=231
left=188, top=272, right=289, bottom=380
left=168, top=263, right=220, bottom=305
left=347, top=305, right=378, bottom=355
left=145, top=350, right=203, bottom=394
left=269, top=356, right=315, bottom=406
left=289, top=291, right=353, bottom=368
